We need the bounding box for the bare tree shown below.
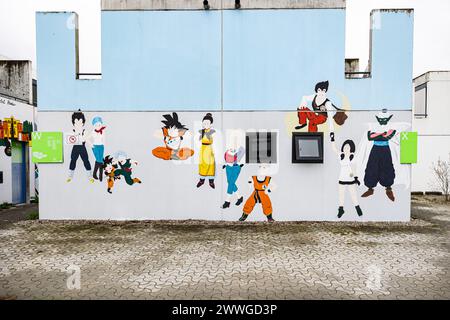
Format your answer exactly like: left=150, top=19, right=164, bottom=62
left=431, top=153, right=450, bottom=201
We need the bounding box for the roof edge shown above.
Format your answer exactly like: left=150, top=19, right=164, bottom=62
left=101, top=0, right=346, bottom=11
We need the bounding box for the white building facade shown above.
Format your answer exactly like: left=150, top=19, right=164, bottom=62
left=412, top=71, right=450, bottom=193
left=0, top=60, right=36, bottom=204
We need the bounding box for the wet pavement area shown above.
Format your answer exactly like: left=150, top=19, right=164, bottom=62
left=0, top=196, right=448, bottom=299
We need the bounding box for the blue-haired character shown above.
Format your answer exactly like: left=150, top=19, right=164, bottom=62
left=90, top=116, right=106, bottom=181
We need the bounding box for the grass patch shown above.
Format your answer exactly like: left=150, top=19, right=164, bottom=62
left=0, top=202, right=14, bottom=210
left=26, top=211, right=39, bottom=220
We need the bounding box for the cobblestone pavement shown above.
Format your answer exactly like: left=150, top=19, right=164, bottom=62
left=0, top=197, right=449, bottom=299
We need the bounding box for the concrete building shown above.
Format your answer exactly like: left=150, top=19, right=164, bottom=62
left=412, top=71, right=450, bottom=193
left=35, top=0, right=414, bottom=221
left=0, top=60, right=36, bottom=204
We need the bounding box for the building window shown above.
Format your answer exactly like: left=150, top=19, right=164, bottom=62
left=292, top=132, right=324, bottom=163
left=246, top=131, right=277, bottom=164
left=414, top=83, right=427, bottom=118
left=32, top=79, right=37, bottom=107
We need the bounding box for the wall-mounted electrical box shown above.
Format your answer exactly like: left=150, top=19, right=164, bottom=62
left=292, top=132, right=323, bottom=163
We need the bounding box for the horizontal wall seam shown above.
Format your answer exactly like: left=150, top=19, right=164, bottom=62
left=37, top=109, right=413, bottom=113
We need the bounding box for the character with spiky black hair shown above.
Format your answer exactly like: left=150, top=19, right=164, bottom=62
left=67, top=109, right=93, bottom=183
left=102, top=155, right=118, bottom=193
left=296, top=81, right=347, bottom=132
left=152, top=112, right=194, bottom=160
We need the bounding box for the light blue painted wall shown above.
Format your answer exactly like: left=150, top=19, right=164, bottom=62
left=223, top=9, right=346, bottom=109
left=36, top=11, right=222, bottom=110
left=36, top=9, right=413, bottom=111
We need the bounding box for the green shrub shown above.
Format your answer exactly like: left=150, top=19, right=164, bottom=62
left=0, top=202, right=13, bottom=210
left=26, top=211, right=39, bottom=220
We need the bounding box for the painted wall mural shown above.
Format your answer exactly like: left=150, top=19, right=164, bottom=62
left=35, top=9, right=414, bottom=221
left=152, top=112, right=194, bottom=161
left=89, top=116, right=106, bottom=181
left=356, top=110, right=411, bottom=203
left=330, top=132, right=363, bottom=218
left=240, top=165, right=276, bottom=222
left=35, top=110, right=413, bottom=221
left=0, top=117, right=33, bottom=156
left=65, top=110, right=142, bottom=193
left=66, top=110, right=93, bottom=183
left=197, top=113, right=216, bottom=189
left=103, top=155, right=117, bottom=193
left=221, top=146, right=245, bottom=209
left=103, top=151, right=142, bottom=194
left=295, top=81, right=348, bottom=133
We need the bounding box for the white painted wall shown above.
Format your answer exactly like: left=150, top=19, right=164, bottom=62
left=412, top=71, right=450, bottom=192
left=37, top=110, right=411, bottom=221
left=0, top=96, right=36, bottom=203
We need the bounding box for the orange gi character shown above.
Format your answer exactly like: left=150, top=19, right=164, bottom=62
left=103, top=155, right=117, bottom=194
left=240, top=176, right=274, bottom=222
left=152, top=112, right=194, bottom=161
left=106, top=167, right=116, bottom=193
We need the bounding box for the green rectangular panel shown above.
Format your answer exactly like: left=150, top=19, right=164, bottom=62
left=31, top=132, right=63, bottom=163
left=400, top=131, right=418, bottom=164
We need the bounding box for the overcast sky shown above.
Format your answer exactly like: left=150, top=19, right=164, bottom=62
left=0, top=0, right=449, bottom=78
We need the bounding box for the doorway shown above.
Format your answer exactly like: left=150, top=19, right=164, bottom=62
left=11, top=140, right=27, bottom=204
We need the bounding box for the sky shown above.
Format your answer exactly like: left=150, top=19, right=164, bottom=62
left=0, top=0, right=449, bottom=78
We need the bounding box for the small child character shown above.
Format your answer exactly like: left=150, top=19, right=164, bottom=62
left=114, top=151, right=142, bottom=186
left=239, top=165, right=276, bottom=222
left=221, top=146, right=245, bottom=209
left=102, top=155, right=118, bottom=194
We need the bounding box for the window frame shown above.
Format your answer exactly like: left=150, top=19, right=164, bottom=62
left=292, top=132, right=324, bottom=163
left=414, top=82, right=428, bottom=118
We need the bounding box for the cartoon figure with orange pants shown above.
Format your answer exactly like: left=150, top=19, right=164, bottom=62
left=152, top=112, right=194, bottom=161
left=239, top=166, right=275, bottom=222
left=102, top=155, right=118, bottom=194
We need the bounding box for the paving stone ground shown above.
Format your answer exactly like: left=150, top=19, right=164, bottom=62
left=0, top=196, right=449, bottom=300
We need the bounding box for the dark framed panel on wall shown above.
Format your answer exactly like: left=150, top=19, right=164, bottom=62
left=292, top=132, right=324, bottom=163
